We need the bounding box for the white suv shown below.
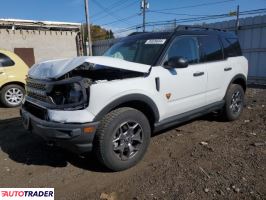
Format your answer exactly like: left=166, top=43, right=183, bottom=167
left=21, top=26, right=248, bottom=171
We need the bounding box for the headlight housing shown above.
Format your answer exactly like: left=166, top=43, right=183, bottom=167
left=45, top=77, right=89, bottom=109
left=26, top=76, right=90, bottom=110
left=49, top=82, right=83, bottom=105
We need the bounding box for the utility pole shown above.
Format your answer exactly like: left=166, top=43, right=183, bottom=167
left=84, top=0, right=92, bottom=56
left=235, top=5, right=240, bottom=34
left=141, top=0, right=149, bottom=32
left=174, top=19, right=177, bottom=28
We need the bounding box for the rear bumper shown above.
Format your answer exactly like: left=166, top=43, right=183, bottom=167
left=20, top=107, right=99, bottom=154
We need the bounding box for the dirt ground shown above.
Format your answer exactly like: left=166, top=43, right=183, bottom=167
left=0, top=88, right=265, bottom=200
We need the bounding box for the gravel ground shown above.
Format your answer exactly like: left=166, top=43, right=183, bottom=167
left=0, top=88, right=265, bottom=200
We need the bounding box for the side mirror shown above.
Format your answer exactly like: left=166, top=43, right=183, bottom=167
left=164, top=57, right=189, bottom=69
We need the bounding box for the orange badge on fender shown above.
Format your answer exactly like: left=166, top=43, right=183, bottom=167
left=165, top=93, right=171, bottom=99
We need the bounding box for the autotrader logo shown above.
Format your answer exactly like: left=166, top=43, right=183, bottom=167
left=0, top=188, right=54, bottom=200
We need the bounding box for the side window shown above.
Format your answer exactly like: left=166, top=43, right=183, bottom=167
left=221, top=37, right=242, bottom=58
left=0, top=53, right=15, bottom=67
left=163, top=36, right=199, bottom=64
left=198, top=36, right=223, bottom=62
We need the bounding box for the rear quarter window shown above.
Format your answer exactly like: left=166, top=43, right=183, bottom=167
left=198, top=36, right=223, bottom=62
left=0, top=53, right=15, bottom=67
left=221, top=37, right=242, bottom=58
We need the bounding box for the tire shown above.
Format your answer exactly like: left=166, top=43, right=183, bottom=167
left=0, top=84, right=25, bottom=107
left=93, top=107, right=151, bottom=171
left=222, top=84, right=245, bottom=121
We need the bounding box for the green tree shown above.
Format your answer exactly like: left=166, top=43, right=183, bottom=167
left=81, top=24, right=115, bottom=42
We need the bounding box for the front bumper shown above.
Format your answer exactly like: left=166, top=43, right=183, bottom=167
left=20, top=107, right=99, bottom=154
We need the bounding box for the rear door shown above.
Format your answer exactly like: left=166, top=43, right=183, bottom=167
left=198, top=35, right=227, bottom=103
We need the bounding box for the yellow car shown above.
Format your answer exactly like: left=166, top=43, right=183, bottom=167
left=0, top=49, right=28, bottom=107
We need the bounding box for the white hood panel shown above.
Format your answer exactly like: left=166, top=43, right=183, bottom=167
left=28, top=56, right=151, bottom=80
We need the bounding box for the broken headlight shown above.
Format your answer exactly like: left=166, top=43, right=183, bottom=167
left=48, top=82, right=84, bottom=105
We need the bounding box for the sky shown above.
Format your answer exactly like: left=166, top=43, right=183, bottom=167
left=0, top=0, right=265, bottom=36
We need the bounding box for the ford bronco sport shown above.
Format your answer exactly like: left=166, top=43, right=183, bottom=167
left=21, top=26, right=248, bottom=171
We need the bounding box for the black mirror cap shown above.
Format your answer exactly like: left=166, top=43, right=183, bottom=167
left=164, top=57, right=189, bottom=69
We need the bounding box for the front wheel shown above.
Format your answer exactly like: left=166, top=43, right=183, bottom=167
left=222, top=84, right=245, bottom=121
left=0, top=84, right=25, bottom=107
left=93, top=107, right=151, bottom=171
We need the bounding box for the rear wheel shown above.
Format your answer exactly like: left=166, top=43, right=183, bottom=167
left=0, top=84, right=25, bottom=107
left=222, top=84, right=245, bottom=121
left=93, top=107, right=151, bottom=171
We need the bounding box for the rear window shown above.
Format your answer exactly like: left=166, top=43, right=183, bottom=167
left=0, top=53, right=15, bottom=67
left=198, top=36, right=223, bottom=62
left=221, top=38, right=242, bottom=58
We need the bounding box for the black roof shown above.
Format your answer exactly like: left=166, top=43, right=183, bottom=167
left=125, top=26, right=237, bottom=41
left=124, top=31, right=173, bottom=41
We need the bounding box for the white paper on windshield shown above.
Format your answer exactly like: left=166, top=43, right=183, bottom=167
left=145, top=39, right=166, bottom=45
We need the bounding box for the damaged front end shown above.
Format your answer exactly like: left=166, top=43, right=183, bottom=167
left=25, top=76, right=91, bottom=111
left=20, top=56, right=150, bottom=153
left=24, top=56, right=150, bottom=116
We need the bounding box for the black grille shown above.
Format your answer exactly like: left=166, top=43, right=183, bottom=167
left=26, top=79, right=48, bottom=102
left=23, top=101, right=47, bottom=120
left=26, top=80, right=46, bottom=90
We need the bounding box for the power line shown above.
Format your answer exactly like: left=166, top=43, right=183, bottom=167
left=99, top=13, right=140, bottom=26
left=92, top=0, right=139, bottom=22
left=93, top=8, right=266, bottom=39
left=148, top=8, right=266, bottom=18
left=90, top=0, right=130, bottom=19
left=240, top=8, right=266, bottom=15
left=91, top=0, right=132, bottom=25
left=148, top=10, right=215, bottom=17
left=144, top=8, right=266, bottom=26
left=145, top=15, right=231, bottom=27
left=151, top=0, right=235, bottom=12
left=92, top=0, right=235, bottom=35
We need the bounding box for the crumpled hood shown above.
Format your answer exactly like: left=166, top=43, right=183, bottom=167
left=28, top=56, right=151, bottom=80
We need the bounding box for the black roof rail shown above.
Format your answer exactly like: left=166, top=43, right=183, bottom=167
left=128, top=32, right=148, bottom=36
left=174, top=25, right=227, bottom=32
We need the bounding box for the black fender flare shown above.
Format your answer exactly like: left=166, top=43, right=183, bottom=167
left=230, top=74, right=247, bottom=87
left=224, top=73, right=247, bottom=99
left=93, top=93, right=160, bottom=122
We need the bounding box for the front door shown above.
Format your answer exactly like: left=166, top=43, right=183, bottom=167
left=152, top=35, right=207, bottom=119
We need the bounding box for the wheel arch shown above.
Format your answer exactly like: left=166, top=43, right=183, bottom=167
left=94, top=94, right=160, bottom=128
left=0, top=81, right=25, bottom=91
left=223, top=74, right=247, bottom=100
left=230, top=74, right=247, bottom=92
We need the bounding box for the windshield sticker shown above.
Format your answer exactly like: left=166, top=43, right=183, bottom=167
left=145, top=39, right=166, bottom=45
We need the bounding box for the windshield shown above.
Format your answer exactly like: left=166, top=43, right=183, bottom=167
left=103, top=38, right=167, bottom=65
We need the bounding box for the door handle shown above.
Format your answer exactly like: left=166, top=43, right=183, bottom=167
left=193, top=72, right=204, bottom=77
left=224, top=67, right=232, bottom=71
left=0, top=72, right=3, bottom=75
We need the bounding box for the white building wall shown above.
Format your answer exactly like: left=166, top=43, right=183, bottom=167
left=0, top=29, right=78, bottom=64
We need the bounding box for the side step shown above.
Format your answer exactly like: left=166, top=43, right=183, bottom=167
left=154, top=101, right=225, bottom=132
